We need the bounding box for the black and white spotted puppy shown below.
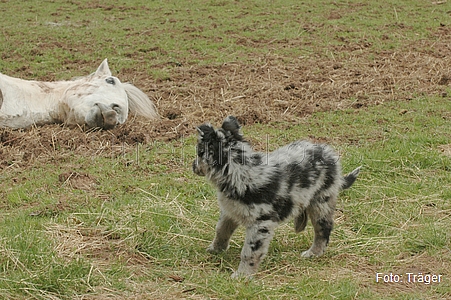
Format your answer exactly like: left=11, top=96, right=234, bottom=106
left=193, top=116, right=360, bottom=278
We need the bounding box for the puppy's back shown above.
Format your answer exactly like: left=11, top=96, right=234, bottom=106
left=268, top=140, right=340, bottom=169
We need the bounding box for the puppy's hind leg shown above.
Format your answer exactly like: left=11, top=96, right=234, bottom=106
left=207, top=211, right=239, bottom=254
left=301, top=199, right=335, bottom=258
left=233, top=221, right=277, bottom=278
left=294, top=209, right=308, bottom=233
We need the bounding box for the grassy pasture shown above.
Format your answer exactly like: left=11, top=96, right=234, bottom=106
left=1, top=0, right=451, bottom=299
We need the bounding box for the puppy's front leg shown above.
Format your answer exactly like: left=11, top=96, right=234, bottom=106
left=232, top=222, right=276, bottom=278
left=207, top=212, right=239, bottom=253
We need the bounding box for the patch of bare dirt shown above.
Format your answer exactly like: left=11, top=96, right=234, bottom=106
left=138, top=37, right=451, bottom=138
left=438, top=144, right=451, bottom=157
left=0, top=117, right=192, bottom=169
left=58, top=171, right=98, bottom=191
left=1, top=27, right=451, bottom=169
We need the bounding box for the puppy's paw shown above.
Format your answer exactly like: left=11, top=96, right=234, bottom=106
left=231, top=271, right=253, bottom=280
left=206, top=244, right=224, bottom=254
left=301, top=249, right=321, bottom=258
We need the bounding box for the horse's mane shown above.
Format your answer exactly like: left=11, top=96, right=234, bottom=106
left=123, top=83, right=159, bottom=120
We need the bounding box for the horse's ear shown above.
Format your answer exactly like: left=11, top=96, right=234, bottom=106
left=95, top=59, right=112, bottom=77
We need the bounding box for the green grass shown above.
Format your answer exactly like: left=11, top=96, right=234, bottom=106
left=1, top=0, right=451, bottom=299
left=1, top=96, right=450, bottom=299
left=0, top=0, right=448, bottom=77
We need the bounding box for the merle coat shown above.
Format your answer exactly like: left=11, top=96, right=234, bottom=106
left=193, top=116, right=360, bottom=278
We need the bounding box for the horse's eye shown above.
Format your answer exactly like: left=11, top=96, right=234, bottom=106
left=105, top=77, right=115, bottom=85
left=112, top=104, right=121, bottom=113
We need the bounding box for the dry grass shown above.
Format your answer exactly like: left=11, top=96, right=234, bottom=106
left=1, top=0, right=451, bottom=299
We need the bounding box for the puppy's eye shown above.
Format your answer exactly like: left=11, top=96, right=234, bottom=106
left=197, top=145, right=205, bottom=157
left=105, top=77, right=115, bottom=85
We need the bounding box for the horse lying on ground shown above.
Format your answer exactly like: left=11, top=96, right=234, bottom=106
left=0, top=59, right=158, bottom=129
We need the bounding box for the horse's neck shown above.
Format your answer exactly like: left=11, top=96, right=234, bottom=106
left=0, top=73, right=71, bottom=117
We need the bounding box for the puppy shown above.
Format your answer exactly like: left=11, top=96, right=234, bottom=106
left=193, top=116, right=360, bottom=278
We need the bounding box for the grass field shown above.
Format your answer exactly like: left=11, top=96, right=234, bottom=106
left=1, top=0, right=451, bottom=299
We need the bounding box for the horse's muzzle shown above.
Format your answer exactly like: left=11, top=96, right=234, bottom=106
left=101, top=109, right=119, bottom=130
left=86, top=103, right=120, bottom=129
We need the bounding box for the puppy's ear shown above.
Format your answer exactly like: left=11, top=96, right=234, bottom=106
left=196, top=126, right=204, bottom=137
left=222, top=116, right=242, bottom=140
left=196, top=123, right=216, bottom=140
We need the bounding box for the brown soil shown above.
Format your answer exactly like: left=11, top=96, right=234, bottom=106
left=1, top=26, right=451, bottom=169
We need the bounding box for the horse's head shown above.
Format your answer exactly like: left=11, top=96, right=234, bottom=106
left=64, top=59, right=129, bottom=130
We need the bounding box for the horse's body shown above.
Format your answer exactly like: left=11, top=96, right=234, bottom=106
left=0, top=59, right=158, bottom=129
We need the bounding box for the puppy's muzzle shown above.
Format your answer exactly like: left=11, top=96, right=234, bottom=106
left=192, top=159, right=207, bottom=176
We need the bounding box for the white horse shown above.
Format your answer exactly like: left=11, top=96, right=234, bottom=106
left=0, top=59, right=159, bottom=129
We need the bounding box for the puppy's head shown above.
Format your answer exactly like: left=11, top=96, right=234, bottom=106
left=192, top=116, right=243, bottom=176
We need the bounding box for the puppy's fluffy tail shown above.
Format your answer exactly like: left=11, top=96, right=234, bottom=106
left=341, top=166, right=361, bottom=190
